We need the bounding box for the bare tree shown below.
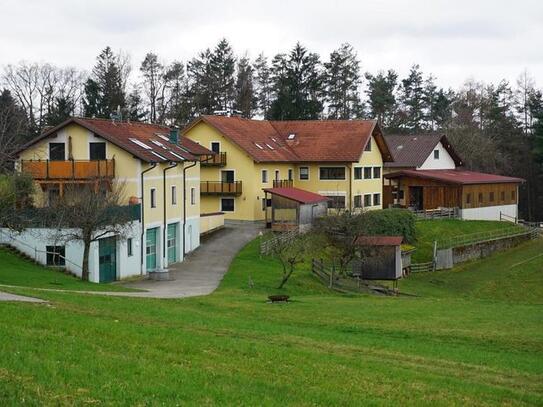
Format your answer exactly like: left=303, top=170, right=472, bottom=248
left=47, top=182, right=135, bottom=281
left=269, top=233, right=312, bottom=289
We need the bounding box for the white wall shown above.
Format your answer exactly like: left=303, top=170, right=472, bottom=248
left=419, top=141, right=456, bottom=170
left=459, top=204, right=518, bottom=221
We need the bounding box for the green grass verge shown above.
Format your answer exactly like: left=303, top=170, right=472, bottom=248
left=0, top=236, right=542, bottom=405
left=0, top=247, right=139, bottom=292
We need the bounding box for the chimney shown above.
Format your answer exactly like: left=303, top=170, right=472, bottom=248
left=169, top=128, right=179, bottom=145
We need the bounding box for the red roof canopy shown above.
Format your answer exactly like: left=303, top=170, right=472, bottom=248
left=262, top=187, right=329, bottom=204
left=384, top=169, right=524, bottom=185
left=355, top=236, right=403, bottom=246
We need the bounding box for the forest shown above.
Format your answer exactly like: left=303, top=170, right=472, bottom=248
left=1, top=39, right=542, bottom=220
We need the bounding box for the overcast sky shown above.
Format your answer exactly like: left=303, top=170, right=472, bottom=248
left=1, top=0, right=542, bottom=89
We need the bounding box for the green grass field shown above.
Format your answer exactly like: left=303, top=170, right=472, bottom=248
left=0, top=231, right=542, bottom=405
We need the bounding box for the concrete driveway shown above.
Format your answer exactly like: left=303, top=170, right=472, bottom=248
left=121, top=222, right=263, bottom=298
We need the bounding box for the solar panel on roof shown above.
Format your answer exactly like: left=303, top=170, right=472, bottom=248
left=254, top=142, right=264, bottom=150
left=129, top=138, right=152, bottom=150
left=169, top=151, right=185, bottom=160
left=155, top=134, right=170, bottom=141
left=151, top=140, right=168, bottom=149
left=265, top=143, right=274, bottom=150
left=150, top=151, right=167, bottom=161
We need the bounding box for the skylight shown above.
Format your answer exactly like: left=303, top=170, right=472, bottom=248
left=265, top=143, right=274, bottom=150
left=150, top=151, right=167, bottom=161
left=254, top=142, right=264, bottom=150
left=129, top=138, right=152, bottom=150
left=287, top=133, right=296, bottom=140
left=169, top=151, right=185, bottom=160
left=151, top=140, right=168, bottom=149
left=155, top=134, right=170, bottom=141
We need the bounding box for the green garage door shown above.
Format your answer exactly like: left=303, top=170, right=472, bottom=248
left=167, top=223, right=178, bottom=264
left=146, top=227, right=158, bottom=271
left=99, top=237, right=117, bottom=283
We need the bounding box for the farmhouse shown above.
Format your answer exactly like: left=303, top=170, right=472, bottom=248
left=8, top=117, right=220, bottom=282
left=183, top=115, right=393, bottom=221
left=383, top=133, right=524, bottom=220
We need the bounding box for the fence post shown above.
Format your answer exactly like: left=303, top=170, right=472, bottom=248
left=432, top=240, right=438, bottom=272
left=329, top=262, right=334, bottom=288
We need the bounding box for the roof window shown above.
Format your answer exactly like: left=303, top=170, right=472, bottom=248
left=129, top=138, right=152, bottom=150
left=169, top=151, right=185, bottom=160
left=265, top=143, right=274, bottom=150
left=255, top=142, right=264, bottom=150
left=155, top=134, right=170, bottom=141
left=287, top=133, right=296, bottom=140
left=151, top=140, right=168, bottom=149
left=150, top=151, right=167, bottom=161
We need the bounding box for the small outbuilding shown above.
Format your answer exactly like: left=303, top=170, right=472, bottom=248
left=352, top=235, right=403, bottom=280
left=263, top=187, right=329, bottom=231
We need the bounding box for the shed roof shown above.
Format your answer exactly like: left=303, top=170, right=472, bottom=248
left=262, top=187, right=329, bottom=204
left=355, top=236, right=403, bottom=246
left=384, top=169, right=524, bottom=185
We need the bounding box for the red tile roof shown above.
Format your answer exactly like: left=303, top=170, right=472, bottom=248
left=183, top=115, right=393, bottom=163
left=355, top=235, right=403, bottom=246
left=384, top=169, right=524, bottom=185
left=262, top=187, right=329, bottom=204
left=384, top=133, right=463, bottom=168
left=17, top=117, right=214, bottom=163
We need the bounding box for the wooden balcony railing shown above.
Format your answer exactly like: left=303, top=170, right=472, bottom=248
left=273, top=179, right=293, bottom=188
left=200, top=181, right=242, bottom=196
left=21, top=159, right=115, bottom=180
left=201, top=152, right=227, bottom=167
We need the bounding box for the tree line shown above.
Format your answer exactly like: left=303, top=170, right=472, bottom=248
left=1, top=39, right=542, bottom=220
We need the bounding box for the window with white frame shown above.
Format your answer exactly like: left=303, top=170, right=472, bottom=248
left=190, top=187, right=196, bottom=205
left=354, top=195, right=362, bottom=208
left=373, top=193, right=381, bottom=206
left=354, top=167, right=363, bottom=180
left=299, top=167, right=309, bottom=180
left=434, top=149, right=440, bottom=159
left=261, top=169, right=268, bottom=183
left=150, top=188, right=157, bottom=208
left=319, top=167, right=345, bottom=180
left=171, top=185, right=177, bottom=205
left=363, top=167, right=372, bottom=179
left=373, top=167, right=381, bottom=179
left=363, top=194, right=372, bottom=207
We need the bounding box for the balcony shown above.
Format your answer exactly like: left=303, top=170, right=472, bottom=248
left=273, top=179, right=293, bottom=188
left=21, top=159, right=115, bottom=181
left=200, top=181, right=242, bottom=196
left=200, top=152, right=227, bottom=167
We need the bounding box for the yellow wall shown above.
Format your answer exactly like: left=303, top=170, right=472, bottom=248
left=185, top=123, right=386, bottom=221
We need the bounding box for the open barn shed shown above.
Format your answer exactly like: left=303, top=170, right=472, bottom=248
left=263, top=187, right=328, bottom=231
left=352, top=236, right=403, bottom=280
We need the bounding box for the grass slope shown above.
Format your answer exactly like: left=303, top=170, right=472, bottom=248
left=0, top=247, right=138, bottom=292
left=0, top=236, right=542, bottom=405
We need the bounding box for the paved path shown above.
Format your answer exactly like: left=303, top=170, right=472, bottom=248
left=0, top=291, right=47, bottom=303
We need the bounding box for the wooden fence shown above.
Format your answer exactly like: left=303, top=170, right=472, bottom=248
left=260, top=229, right=300, bottom=256
left=409, top=261, right=435, bottom=273
left=413, top=207, right=459, bottom=220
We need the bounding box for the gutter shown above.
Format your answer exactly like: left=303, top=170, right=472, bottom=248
left=163, top=161, right=178, bottom=264
left=182, top=159, right=198, bottom=257
left=140, top=162, right=157, bottom=272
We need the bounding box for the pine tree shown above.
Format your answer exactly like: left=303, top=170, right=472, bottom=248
left=253, top=53, right=272, bottom=118
left=44, top=95, right=75, bottom=126
left=324, top=43, right=362, bottom=119
left=364, top=70, right=398, bottom=127
left=188, top=49, right=216, bottom=114
left=126, top=87, right=146, bottom=121
left=83, top=78, right=101, bottom=118
left=398, top=64, right=425, bottom=132
left=234, top=56, right=256, bottom=118
left=211, top=39, right=236, bottom=112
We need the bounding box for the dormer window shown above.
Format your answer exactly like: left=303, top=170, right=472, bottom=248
left=433, top=149, right=440, bottom=159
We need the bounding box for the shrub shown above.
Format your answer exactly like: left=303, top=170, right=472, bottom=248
left=363, top=209, right=417, bottom=243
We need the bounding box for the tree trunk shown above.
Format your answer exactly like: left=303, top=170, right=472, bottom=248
left=277, top=265, right=295, bottom=289
left=82, top=240, right=91, bottom=281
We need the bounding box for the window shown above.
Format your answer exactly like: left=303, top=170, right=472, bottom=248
left=433, top=149, right=440, bottom=159
left=150, top=188, right=157, bottom=208
left=501, top=191, right=505, bottom=201
left=363, top=167, right=372, bottom=179
left=127, top=238, right=133, bottom=257
left=320, top=167, right=345, bottom=180
left=288, top=169, right=293, bottom=181
left=190, top=187, right=196, bottom=205
left=221, top=198, right=235, bottom=212
left=275, top=170, right=280, bottom=181
left=373, top=193, right=381, bottom=206
left=478, top=192, right=483, bottom=204
left=89, top=142, right=106, bottom=160
left=171, top=186, right=177, bottom=205
left=46, top=246, right=65, bottom=266
left=49, top=143, right=65, bottom=161
left=363, top=194, right=372, bottom=207
left=466, top=193, right=471, bottom=204
left=262, top=197, right=271, bottom=210
left=221, top=170, right=234, bottom=183
left=299, top=167, right=309, bottom=180
left=373, top=167, right=381, bottom=179
left=364, top=138, right=372, bottom=151
left=354, top=167, right=362, bottom=180
left=354, top=195, right=362, bottom=208
left=326, top=195, right=345, bottom=209
left=211, top=142, right=220, bottom=154
left=489, top=192, right=494, bottom=202
left=261, top=170, right=268, bottom=183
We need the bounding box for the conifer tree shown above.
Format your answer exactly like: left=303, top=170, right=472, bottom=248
left=234, top=56, right=256, bottom=118
left=253, top=53, right=272, bottom=118
left=365, top=70, right=398, bottom=127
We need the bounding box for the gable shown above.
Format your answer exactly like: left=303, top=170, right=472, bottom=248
left=419, top=141, right=457, bottom=170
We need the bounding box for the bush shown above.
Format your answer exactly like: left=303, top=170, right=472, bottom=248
left=363, top=209, right=417, bottom=243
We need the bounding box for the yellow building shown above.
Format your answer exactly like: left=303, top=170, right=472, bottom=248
left=15, top=117, right=213, bottom=281
left=183, top=115, right=393, bottom=222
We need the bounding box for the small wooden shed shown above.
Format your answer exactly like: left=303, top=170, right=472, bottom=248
left=263, top=187, right=329, bottom=231
left=352, top=236, right=403, bottom=280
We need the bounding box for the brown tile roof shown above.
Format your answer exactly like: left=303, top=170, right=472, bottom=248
left=384, top=133, right=463, bottom=168
left=384, top=169, right=524, bottom=185
left=17, top=117, right=214, bottom=163
left=183, top=115, right=393, bottom=163
left=262, top=187, right=329, bottom=204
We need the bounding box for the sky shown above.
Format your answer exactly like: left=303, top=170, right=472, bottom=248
left=1, top=0, right=542, bottom=89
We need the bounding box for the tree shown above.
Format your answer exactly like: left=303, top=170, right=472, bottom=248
left=397, top=64, right=425, bottom=132
left=364, top=70, right=398, bottom=128
left=515, top=69, right=536, bottom=136
left=187, top=48, right=216, bottom=114
left=140, top=52, right=164, bottom=122
left=126, top=86, right=146, bottom=121
left=0, top=89, right=28, bottom=169
left=269, top=233, right=311, bottom=289
left=0, top=172, right=34, bottom=231
left=211, top=38, right=236, bottom=112
left=47, top=182, right=134, bottom=281
left=44, top=95, right=75, bottom=127
left=324, top=43, right=362, bottom=119
left=234, top=56, right=256, bottom=118
left=253, top=53, right=273, bottom=118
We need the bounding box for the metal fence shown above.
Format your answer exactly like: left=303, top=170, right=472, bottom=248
left=436, top=225, right=532, bottom=249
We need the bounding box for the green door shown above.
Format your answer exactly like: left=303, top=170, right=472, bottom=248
left=146, top=228, right=158, bottom=271
left=99, top=237, right=117, bottom=283
left=167, top=223, right=177, bottom=264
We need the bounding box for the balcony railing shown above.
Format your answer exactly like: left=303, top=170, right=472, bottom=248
left=273, top=179, right=293, bottom=188
left=201, top=152, right=227, bottom=167
left=21, top=159, right=115, bottom=180
left=201, top=181, right=242, bottom=196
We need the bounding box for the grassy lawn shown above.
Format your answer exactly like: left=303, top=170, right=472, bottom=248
left=412, top=219, right=524, bottom=262
left=0, top=247, right=139, bottom=292
left=0, top=237, right=542, bottom=405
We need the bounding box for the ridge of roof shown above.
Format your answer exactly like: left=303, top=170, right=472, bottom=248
left=384, top=169, right=524, bottom=185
